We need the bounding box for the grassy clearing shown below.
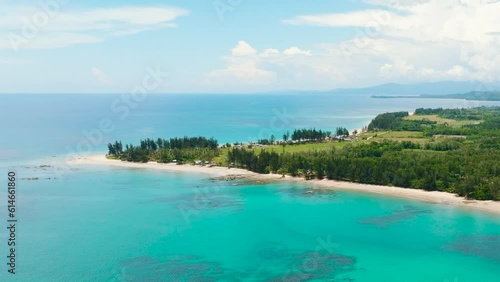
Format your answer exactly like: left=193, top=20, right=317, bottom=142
left=356, top=130, right=430, bottom=145
left=223, top=141, right=348, bottom=155
left=357, top=131, right=386, bottom=139
left=213, top=142, right=349, bottom=166
left=204, top=132, right=442, bottom=165
left=377, top=131, right=424, bottom=138
left=214, top=127, right=452, bottom=164
left=404, top=115, right=482, bottom=127
left=377, top=138, right=429, bottom=144
left=274, top=142, right=349, bottom=153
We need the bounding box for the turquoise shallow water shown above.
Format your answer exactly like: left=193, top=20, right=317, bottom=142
left=0, top=165, right=498, bottom=281
left=1, top=94, right=500, bottom=281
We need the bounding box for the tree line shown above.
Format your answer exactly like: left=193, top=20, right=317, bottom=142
left=291, top=128, right=331, bottom=141
left=106, top=107, right=500, bottom=201
left=415, top=107, right=482, bottom=120
left=368, top=107, right=498, bottom=133
left=227, top=140, right=500, bottom=200
left=367, top=112, right=410, bottom=131
left=228, top=107, right=500, bottom=200
left=367, top=111, right=442, bottom=131
left=107, top=136, right=220, bottom=163
left=257, top=127, right=350, bottom=145
left=289, top=127, right=349, bottom=141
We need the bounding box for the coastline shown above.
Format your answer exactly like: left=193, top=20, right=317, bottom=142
left=70, top=155, right=500, bottom=215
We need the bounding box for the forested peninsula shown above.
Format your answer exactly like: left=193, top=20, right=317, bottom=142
left=373, top=91, right=500, bottom=101
left=107, top=107, right=500, bottom=201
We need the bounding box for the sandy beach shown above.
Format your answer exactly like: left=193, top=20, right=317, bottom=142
left=70, top=155, right=500, bottom=215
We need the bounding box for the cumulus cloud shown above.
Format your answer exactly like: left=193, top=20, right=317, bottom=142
left=205, top=62, right=277, bottom=86
left=284, top=0, right=500, bottom=43
left=205, top=41, right=276, bottom=86
left=282, top=0, right=500, bottom=83
left=261, top=48, right=280, bottom=58
left=283, top=9, right=395, bottom=28
left=283, top=47, right=311, bottom=56
left=202, top=1, right=500, bottom=91
left=203, top=39, right=380, bottom=90
left=231, top=41, right=257, bottom=56
left=0, top=5, right=189, bottom=50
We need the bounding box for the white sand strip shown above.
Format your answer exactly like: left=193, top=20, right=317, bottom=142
left=70, top=155, right=500, bottom=215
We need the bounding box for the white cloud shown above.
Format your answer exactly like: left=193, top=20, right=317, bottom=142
left=46, top=6, right=188, bottom=34
left=283, top=10, right=395, bottom=28
left=91, top=67, right=115, bottom=86
left=380, top=60, right=415, bottom=76
left=231, top=41, right=257, bottom=56
left=446, top=65, right=466, bottom=77
left=110, top=22, right=177, bottom=36
left=205, top=41, right=343, bottom=89
left=0, top=5, right=189, bottom=50
left=283, top=1, right=500, bottom=43
left=205, top=62, right=277, bottom=86
left=201, top=1, right=500, bottom=91
left=283, top=47, right=311, bottom=56
left=205, top=41, right=276, bottom=86
left=280, top=0, right=500, bottom=84
left=260, top=48, right=280, bottom=58
left=379, top=61, right=470, bottom=81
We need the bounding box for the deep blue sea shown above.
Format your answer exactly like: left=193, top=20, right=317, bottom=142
left=1, top=93, right=499, bottom=163
left=0, top=94, right=499, bottom=281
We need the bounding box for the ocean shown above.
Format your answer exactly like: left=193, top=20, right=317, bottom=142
left=0, top=94, right=499, bottom=281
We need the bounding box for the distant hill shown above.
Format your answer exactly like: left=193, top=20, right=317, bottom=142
left=267, top=81, right=500, bottom=96
left=261, top=81, right=500, bottom=96
left=425, top=91, right=500, bottom=101
left=373, top=91, right=500, bottom=101
left=329, top=81, right=496, bottom=96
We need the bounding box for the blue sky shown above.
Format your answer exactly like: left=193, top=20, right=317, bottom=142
left=0, top=0, right=499, bottom=93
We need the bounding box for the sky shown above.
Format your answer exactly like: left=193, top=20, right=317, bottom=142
left=0, top=0, right=499, bottom=93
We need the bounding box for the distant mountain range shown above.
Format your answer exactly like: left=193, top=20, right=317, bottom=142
left=267, top=81, right=500, bottom=97
left=373, top=91, right=500, bottom=101
left=327, top=81, right=500, bottom=96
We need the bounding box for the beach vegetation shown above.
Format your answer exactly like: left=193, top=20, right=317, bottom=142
left=108, top=106, right=500, bottom=201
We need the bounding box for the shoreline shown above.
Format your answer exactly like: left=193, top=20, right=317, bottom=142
left=70, top=155, right=500, bottom=215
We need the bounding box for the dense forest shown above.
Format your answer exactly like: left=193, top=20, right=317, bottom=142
left=108, top=107, right=500, bottom=201
left=108, top=136, right=219, bottom=163
left=227, top=140, right=499, bottom=200
left=227, top=107, right=500, bottom=200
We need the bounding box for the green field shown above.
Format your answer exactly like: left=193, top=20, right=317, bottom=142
left=357, top=131, right=429, bottom=144
left=216, top=110, right=486, bottom=160
left=404, top=114, right=482, bottom=127
left=213, top=141, right=350, bottom=165
left=215, top=130, right=431, bottom=165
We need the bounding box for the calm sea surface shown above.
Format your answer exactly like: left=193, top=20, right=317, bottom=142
left=0, top=94, right=499, bottom=281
